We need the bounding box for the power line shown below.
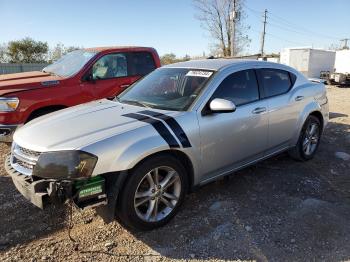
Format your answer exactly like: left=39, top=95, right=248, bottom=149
left=267, top=21, right=330, bottom=43
left=267, top=17, right=339, bottom=41
left=251, top=29, right=306, bottom=46
left=243, top=3, right=342, bottom=41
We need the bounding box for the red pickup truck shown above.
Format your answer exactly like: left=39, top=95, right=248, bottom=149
left=0, top=46, right=160, bottom=142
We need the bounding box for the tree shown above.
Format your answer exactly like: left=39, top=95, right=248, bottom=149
left=160, top=53, right=179, bottom=65
left=0, top=44, right=8, bottom=63
left=48, top=43, right=80, bottom=62
left=193, top=0, right=250, bottom=57
left=7, top=37, right=48, bottom=63
left=160, top=53, right=193, bottom=65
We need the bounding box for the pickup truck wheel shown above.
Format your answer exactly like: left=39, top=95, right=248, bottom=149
left=289, top=115, right=321, bottom=161
left=116, top=154, right=188, bottom=231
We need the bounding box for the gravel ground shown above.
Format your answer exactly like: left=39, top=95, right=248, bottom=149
left=0, top=86, right=350, bottom=262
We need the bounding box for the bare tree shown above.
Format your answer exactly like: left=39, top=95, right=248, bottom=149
left=48, top=43, right=80, bottom=62
left=193, top=0, right=250, bottom=57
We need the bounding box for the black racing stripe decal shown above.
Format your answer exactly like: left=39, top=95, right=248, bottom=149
left=123, top=113, right=180, bottom=148
left=138, top=110, right=192, bottom=148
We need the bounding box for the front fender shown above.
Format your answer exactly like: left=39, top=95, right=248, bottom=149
left=83, top=127, right=173, bottom=176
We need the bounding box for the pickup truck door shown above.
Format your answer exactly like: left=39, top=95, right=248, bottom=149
left=83, top=52, right=139, bottom=100
left=198, top=69, right=268, bottom=182
left=83, top=52, right=157, bottom=100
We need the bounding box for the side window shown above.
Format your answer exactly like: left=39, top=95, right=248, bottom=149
left=212, top=69, right=260, bottom=106
left=92, top=53, right=128, bottom=80
left=129, top=52, right=156, bottom=76
left=259, top=69, right=292, bottom=97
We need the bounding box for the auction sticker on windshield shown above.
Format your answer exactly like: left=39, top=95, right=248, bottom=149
left=186, top=70, right=213, bottom=77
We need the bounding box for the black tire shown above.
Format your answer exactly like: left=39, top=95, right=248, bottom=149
left=116, top=154, right=188, bottom=231
left=288, top=115, right=322, bottom=161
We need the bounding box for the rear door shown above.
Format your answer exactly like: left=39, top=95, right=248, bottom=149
left=256, top=68, right=303, bottom=153
left=198, top=69, right=269, bottom=181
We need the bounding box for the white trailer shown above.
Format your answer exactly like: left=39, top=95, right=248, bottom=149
left=330, top=50, right=350, bottom=86
left=334, top=50, right=350, bottom=74
left=280, top=47, right=336, bottom=78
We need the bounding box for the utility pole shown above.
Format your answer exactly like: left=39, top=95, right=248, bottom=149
left=340, top=38, right=350, bottom=49
left=230, top=0, right=237, bottom=57
left=260, top=9, right=268, bottom=58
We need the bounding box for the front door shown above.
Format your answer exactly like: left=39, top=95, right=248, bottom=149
left=198, top=69, right=269, bottom=182
left=84, top=52, right=139, bottom=99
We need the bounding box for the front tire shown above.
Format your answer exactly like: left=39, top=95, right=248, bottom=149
left=289, top=115, right=322, bottom=161
left=116, top=154, right=188, bottom=231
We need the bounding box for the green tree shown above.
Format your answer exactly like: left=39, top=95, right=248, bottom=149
left=161, top=53, right=193, bottom=65
left=160, top=53, right=178, bottom=65
left=7, top=37, right=49, bottom=63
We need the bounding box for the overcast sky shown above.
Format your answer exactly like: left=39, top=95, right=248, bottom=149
left=0, top=0, right=349, bottom=56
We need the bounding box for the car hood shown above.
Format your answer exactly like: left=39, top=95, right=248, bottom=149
left=0, top=71, right=62, bottom=95
left=13, top=99, right=179, bottom=152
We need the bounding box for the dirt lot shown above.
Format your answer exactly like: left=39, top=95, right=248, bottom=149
left=0, top=86, right=349, bottom=262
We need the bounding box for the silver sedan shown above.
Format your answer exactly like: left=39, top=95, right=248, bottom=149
left=7, top=59, right=329, bottom=230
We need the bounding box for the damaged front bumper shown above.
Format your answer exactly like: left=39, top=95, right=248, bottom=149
left=5, top=156, right=107, bottom=209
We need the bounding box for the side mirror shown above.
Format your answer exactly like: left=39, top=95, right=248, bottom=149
left=209, top=98, right=236, bottom=113
left=82, top=71, right=95, bottom=83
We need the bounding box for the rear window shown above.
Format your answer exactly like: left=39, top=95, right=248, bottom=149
left=259, top=69, right=293, bottom=97
left=212, top=69, right=260, bottom=106
left=129, top=52, right=156, bottom=76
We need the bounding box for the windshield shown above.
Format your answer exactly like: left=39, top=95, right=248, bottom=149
left=117, top=68, right=214, bottom=111
left=43, top=50, right=97, bottom=77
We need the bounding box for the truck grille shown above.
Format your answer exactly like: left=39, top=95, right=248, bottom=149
left=10, top=143, right=41, bottom=176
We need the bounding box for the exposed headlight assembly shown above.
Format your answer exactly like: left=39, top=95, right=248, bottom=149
left=33, top=151, right=97, bottom=180
left=0, top=97, right=19, bottom=112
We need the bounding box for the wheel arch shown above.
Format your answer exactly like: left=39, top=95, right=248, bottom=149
left=309, top=110, right=324, bottom=131
left=26, top=105, right=67, bottom=123
left=96, top=149, right=195, bottom=224
left=128, top=149, right=195, bottom=191
left=292, top=102, right=324, bottom=145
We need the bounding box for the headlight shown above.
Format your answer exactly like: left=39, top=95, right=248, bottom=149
left=0, top=97, right=19, bottom=112
left=33, top=151, right=98, bottom=180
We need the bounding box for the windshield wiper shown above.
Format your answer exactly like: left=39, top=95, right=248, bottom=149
left=42, top=70, right=60, bottom=77
left=119, top=99, right=153, bottom=108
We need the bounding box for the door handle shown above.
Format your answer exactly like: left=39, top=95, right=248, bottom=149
left=295, top=96, right=304, bottom=101
left=252, top=107, right=267, bottom=114
left=120, top=84, right=130, bottom=88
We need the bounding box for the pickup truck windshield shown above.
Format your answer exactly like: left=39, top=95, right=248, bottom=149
left=118, top=68, right=214, bottom=111
left=43, top=50, right=97, bottom=77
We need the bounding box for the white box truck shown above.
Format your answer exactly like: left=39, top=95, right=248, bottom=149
left=280, top=47, right=335, bottom=78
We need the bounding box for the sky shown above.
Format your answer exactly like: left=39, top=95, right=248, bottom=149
left=0, top=0, right=349, bottom=57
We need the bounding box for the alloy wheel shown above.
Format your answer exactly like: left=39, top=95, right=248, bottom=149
left=134, top=166, right=181, bottom=222
left=303, top=122, right=320, bottom=156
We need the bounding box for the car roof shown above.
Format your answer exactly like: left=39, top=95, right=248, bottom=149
left=84, top=46, right=156, bottom=53
left=164, top=59, right=279, bottom=71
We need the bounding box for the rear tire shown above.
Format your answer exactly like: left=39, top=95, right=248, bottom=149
left=116, top=154, right=188, bottom=231
left=288, top=115, right=322, bottom=161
